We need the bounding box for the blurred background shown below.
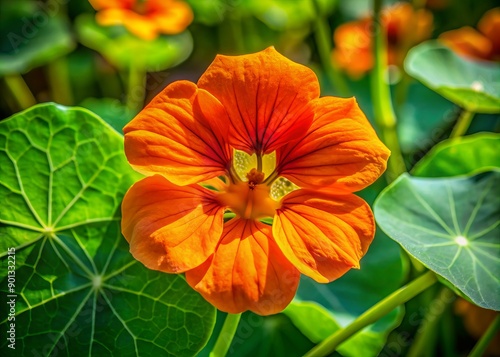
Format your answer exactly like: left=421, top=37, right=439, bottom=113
left=1, top=0, right=499, bottom=356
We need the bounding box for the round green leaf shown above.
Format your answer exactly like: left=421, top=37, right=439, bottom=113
left=405, top=41, right=500, bottom=113
left=412, top=132, right=500, bottom=177
left=0, top=3, right=75, bottom=75
left=0, top=103, right=215, bottom=355
left=75, top=14, right=193, bottom=71
left=374, top=171, right=500, bottom=311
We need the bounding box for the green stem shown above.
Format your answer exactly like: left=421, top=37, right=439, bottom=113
left=46, top=56, right=73, bottom=105
left=304, top=271, right=437, bottom=357
left=3, top=74, right=37, bottom=110
left=450, top=109, right=475, bottom=138
left=209, top=313, right=242, bottom=357
left=394, top=72, right=412, bottom=110
left=312, top=0, right=349, bottom=96
left=228, top=15, right=246, bottom=54
left=468, top=313, right=500, bottom=357
left=126, top=65, right=147, bottom=114
left=371, top=0, right=406, bottom=183
left=407, top=287, right=456, bottom=357
left=440, top=301, right=457, bottom=357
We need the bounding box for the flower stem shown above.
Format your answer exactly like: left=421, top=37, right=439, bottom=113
left=303, top=271, right=437, bottom=357
left=312, top=0, right=349, bottom=96
left=47, top=56, right=73, bottom=105
left=440, top=302, right=457, bottom=357
left=209, top=313, right=242, bottom=357
left=3, top=74, right=37, bottom=110
left=371, top=0, right=406, bottom=183
left=468, top=313, right=500, bottom=357
left=126, top=64, right=147, bottom=114
left=450, top=109, right=475, bottom=138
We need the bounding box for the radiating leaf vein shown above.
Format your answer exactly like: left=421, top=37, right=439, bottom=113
left=408, top=182, right=456, bottom=236
left=446, top=184, right=460, bottom=235
left=46, top=289, right=94, bottom=356
left=102, top=290, right=139, bottom=357
left=6, top=149, right=46, bottom=228
left=53, top=234, right=95, bottom=277
left=463, top=178, right=493, bottom=236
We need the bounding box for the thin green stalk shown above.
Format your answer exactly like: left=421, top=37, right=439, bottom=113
left=47, top=56, right=73, bottom=105
left=371, top=0, right=406, bottom=183
left=228, top=15, right=246, bottom=54
left=440, top=301, right=457, bottom=357
left=3, top=74, right=36, bottom=110
left=312, top=0, right=349, bottom=96
left=304, top=271, right=437, bottom=357
left=468, top=313, right=500, bottom=357
left=209, top=313, right=242, bottom=357
left=450, top=109, right=475, bottom=138
left=97, top=70, right=123, bottom=99
left=407, top=287, right=456, bottom=357
left=126, top=64, right=147, bottom=114
left=394, top=71, right=412, bottom=110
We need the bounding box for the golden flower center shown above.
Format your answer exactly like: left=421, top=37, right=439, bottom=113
left=132, top=1, right=147, bottom=15
left=246, top=168, right=265, bottom=189
left=218, top=169, right=279, bottom=220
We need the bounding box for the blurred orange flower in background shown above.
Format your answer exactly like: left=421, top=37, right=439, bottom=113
left=439, top=7, right=500, bottom=62
left=121, top=47, right=390, bottom=315
left=333, top=2, right=433, bottom=77
left=89, top=0, right=193, bottom=40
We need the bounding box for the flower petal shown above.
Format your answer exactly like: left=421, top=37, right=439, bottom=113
left=333, top=19, right=373, bottom=77
left=121, top=175, right=225, bottom=273
left=439, top=27, right=493, bottom=61
left=147, top=0, right=193, bottom=35
left=89, top=0, right=135, bottom=10
left=478, top=7, right=500, bottom=57
left=273, top=189, right=375, bottom=283
left=198, top=47, right=319, bottom=155
left=96, top=9, right=158, bottom=40
left=186, top=218, right=300, bottom=315
left=276, top=96, right=390, bottom=192
left=124, top=80, right=232, bottom=186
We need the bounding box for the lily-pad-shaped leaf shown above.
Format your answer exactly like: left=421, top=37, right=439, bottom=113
left=75, top=14, right=193, bottom=71
left=0, top=103, right=215, bottom=355
left=412, top=132, right=500, bottom=177
left=0, top=2, right=75, bottom=75
left=405, top=41, right=500, bottom=113
left=374, top=171, right=500, bottom=311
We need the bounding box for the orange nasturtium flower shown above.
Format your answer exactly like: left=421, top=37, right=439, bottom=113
left=89, top=0, right=193, bottom=40
left=121, top=47, right=390, bottom=315
left=439, top=7, right=500, bottom=62
left=333, top=2, right=433, bottom=77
